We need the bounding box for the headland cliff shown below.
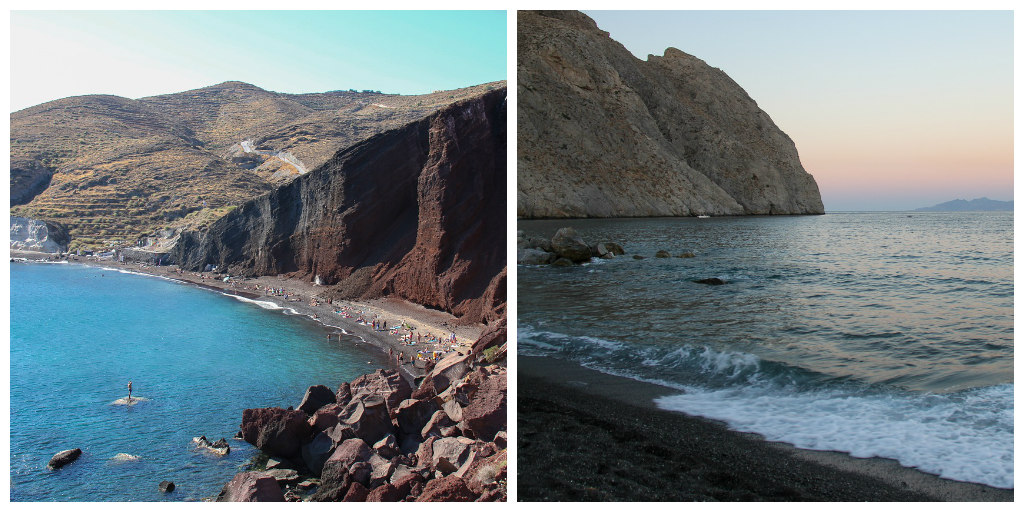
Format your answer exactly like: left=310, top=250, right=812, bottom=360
left=518, top=10, right=824, bottom=218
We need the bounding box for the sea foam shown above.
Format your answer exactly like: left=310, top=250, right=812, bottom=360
left=520, top=325, right=1014, bottom=489
left=655, top=383, right=1013, bottom=489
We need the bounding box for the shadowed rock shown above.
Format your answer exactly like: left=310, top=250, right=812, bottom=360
left=298, top=385, right=337, bottom=416
left=695, top=277, right=726, bottom=285
left=240, top=407, right=312, bottom=459
left=550, top=227, right=592, bottom=262
left=345, top=398, right=394, bottom=445
left=47, top=448, right=82, bottom=470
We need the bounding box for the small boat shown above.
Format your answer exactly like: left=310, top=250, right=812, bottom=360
left=697, top=215, right=711, bottom=219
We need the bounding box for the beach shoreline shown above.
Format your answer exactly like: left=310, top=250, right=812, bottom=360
left=13, top=252, right=484, bottom=384
left=519, top=354, right=1013, bottom=502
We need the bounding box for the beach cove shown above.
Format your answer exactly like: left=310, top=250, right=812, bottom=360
left=10, top=258, right=490, bottom=501
left=518, top=212, right=1013, bottom=501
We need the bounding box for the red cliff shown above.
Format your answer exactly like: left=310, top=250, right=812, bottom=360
left=174, top=88, right=506, bottom=325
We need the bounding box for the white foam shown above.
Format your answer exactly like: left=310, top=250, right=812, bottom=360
left=655, top=383, right=1013, bottom=489
left=224, top=294, right=286, bottom=311
left=110, top=396, right=150, bottom=406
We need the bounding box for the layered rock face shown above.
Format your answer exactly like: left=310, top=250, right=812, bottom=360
left=518, top=10, right=824, bottom=218
left=174, top=89, right=507, bottom=325
left=10, top=216, right=70, bottom=253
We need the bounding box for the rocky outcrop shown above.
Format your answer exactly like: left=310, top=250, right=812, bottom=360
left=10, top=216, right=69, bottom=253
left=217, top=472, right=286, bottom=502
left=518, top=11, right=824, bottom=218
left=223, top=325, right=508, bottom=502
left=173, top=88, right=507, bottom=325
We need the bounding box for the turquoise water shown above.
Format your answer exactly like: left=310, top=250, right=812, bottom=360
left=10, top=263, right=389, bottom=501
left=519, top=212, right=1013, bottom=488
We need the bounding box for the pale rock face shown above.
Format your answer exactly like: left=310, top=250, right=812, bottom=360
left=517, top=11, right=825, bottom=218
left=10, top=216, right=68, bottom=253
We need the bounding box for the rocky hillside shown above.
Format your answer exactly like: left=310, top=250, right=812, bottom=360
left=518, top=10, right=824, bottom=218
left=10, top=80, right=504, bottom=249
left=173, top=88, right=507, bottom=326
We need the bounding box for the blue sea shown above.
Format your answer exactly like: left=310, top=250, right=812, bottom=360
left=519, top=212, right=1013, bottom=489
left=10, top=263, right=389, bottom=501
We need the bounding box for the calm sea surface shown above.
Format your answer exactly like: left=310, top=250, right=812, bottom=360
left=519, top=212, right=1012, bottom=488
left=10, top=263, right=388, bottom=501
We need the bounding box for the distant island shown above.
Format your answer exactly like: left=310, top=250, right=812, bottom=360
left=913, top=198, right=1013, bottom=212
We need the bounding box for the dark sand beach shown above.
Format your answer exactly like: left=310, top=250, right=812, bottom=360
left=519, top=355, right=1013, bottom=502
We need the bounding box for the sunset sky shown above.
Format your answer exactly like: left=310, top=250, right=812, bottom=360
left=10, top=10, right=506, bottom=112
left=586, top=10, right=1013, bottom=211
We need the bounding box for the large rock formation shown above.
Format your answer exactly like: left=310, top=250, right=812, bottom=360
left=10, top=216, right=70, bottom=253
left=173, top=88, right=507, bottom=325
left=518, top=10, right=824, bottom=218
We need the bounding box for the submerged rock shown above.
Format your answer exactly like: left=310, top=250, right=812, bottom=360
left=655, top=250, right=671, bottom=258
left=694, top=277, right=726, bottom=285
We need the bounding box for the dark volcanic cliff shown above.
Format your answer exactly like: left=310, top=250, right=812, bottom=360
left=173, top=89, right=507, bottom=325
left=518, top=11, right=824, bottom=218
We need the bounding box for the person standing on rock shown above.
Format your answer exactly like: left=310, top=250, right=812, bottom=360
left=127, top=380, right=133, bottom=403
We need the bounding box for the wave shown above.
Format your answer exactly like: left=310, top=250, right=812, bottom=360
left=519, top=325, right=1014, bottom=489
left=222, top=293, right=296, bottom=314
left=656, top=383, right=1013, bottom=489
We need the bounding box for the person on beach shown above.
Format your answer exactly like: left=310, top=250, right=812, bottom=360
left=127, top=380, right=133, bottom=402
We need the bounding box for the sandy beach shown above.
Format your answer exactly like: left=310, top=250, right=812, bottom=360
left=519, top=355, right=1013, bottom=502
left=19, top=252, right=485, bottom=382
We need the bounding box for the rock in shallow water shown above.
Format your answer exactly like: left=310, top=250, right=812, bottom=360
left=550, top=227, right=592, bottom=263
left=47, top=448, right=82, bottom=470
left=517, top=247, right=555, bottom=265
left=158, top=480, right=175, bottom=493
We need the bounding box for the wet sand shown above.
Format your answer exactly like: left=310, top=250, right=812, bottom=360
left=519, top=355, right=1013, bottom=502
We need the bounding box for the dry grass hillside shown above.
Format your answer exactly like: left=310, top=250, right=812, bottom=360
left=10, top=80, right=505, bottom=250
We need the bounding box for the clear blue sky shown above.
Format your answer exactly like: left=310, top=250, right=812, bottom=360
left=10, top=10, right=507, bottom=112
left=585, top=10, right=1013, bottom=211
